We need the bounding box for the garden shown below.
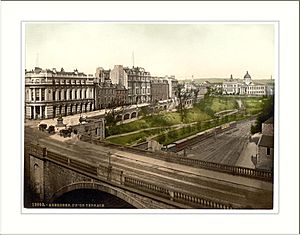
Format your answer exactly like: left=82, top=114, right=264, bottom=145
left=106, top=96, right=267, bottom=146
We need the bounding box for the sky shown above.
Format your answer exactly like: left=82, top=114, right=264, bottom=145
left=25, top=23, right=275, bottom=80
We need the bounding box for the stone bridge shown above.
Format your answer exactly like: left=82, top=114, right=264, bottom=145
left=24, top=131, right=273, bottom=209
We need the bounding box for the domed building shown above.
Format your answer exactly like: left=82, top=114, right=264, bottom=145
left=222, top=71, right=267, bottom=96
left=244, top=71, right=252, bottom=85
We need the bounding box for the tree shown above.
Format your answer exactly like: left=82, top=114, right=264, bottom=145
left=204, top=87, right=212, bottom=99
left=140, top=106, right=150, bottom=118
left=192, top=88, right=200, bottom=105
left=105, top=111, right=117, bottom=126
left=250, top=96, right=274, bottom=134
left=175, top=84, right=191, bottom=123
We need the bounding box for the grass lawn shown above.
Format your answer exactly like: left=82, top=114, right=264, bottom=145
left=154, top=113, right=246, bottom=146
left=107, top=127, right=172, bottom=146
left=210, top=97, right=238, bottom=113
left=106, top=96, right=266, bottom=145
left=242, top=97, right=266, bottom=115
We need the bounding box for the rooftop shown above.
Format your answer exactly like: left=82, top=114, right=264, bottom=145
left=258, top=135, right=274, bottom=148
left=264, top=117, right=274, bottom=124
left=244, top=71, right=251, bottom=79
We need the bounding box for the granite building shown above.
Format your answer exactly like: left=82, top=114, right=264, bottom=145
left=94, top=81, right=127, bottom=110
left=25, top=67, right=95, bottom=119
left=150, top=77, right=169, bottom=102
left=124, top=66, right=151, bottom=104
left=222, top=72, right=266, bottom=96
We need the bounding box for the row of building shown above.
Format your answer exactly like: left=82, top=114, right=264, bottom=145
left=25, top=66, right=178, bottom=119
left=222, top=71, right=274, bottom=96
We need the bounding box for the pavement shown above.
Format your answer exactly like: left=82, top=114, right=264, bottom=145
left=235, top=142, right=256, bottom=168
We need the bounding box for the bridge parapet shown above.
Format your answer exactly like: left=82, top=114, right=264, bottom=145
left=83, top=138, right=273, bottom=182
left=124, top=176, right=234, bottom=209
left=25, top=143, right=241, bottom=209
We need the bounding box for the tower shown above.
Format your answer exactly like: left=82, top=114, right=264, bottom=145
left=244, top=71, right=252, bottom=85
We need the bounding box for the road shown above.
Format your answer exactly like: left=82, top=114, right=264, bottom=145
left=25, top=125, right=272, bottom=208
left=179, top=120, right=254, bottom=166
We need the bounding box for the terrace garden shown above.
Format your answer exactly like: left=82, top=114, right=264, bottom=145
left=106, top=96, right=268, bottom=146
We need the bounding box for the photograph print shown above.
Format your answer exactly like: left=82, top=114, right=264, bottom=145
left=24, top=22, right=275, bottom=209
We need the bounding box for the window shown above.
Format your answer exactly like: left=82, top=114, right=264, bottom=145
left=41, top=89, right=45, bottom=101
left=31, top=89, right=34, bottom=101
left=36, top=89, right=40, bottom=101
left=267, top=148, right=271, bottom=156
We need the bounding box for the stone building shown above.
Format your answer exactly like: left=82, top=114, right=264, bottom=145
left=150, top=77, right=169, bottom=102
left=25, top=67, right=95, bottom=119
left=73, top=117, right=105, bottom=140
left=256, top=117, right=274, bottom=171
left=222, top=72, right=266, bottom=96
left=165, top=75, right=178, bottom=99
left=94, top=82, right=127, bottom=110
left=115, top=84, right=128, bottom=106
left=94, top=82, right=115, bottom=110
left=124, top=66, right=152, bottom=104
left=95, top=67, right=111, bottom=83
left=222, top=74, right=241, bottom=95
left=110, top=65, right=128, bottom=89
left=109, top=65, right=151, bottom=104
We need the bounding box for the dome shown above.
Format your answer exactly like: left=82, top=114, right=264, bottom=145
left=244, top=71, right=251, bottom=79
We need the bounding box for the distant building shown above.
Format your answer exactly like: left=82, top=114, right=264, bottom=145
left=25, top=67, right=95, bottom=119
left=266, top=81, right=275, bottom=96
left=165, top=76, right=178, bottom=99
left=222, top=71, right=267, bottom=96
left=222, top=74, right=240, bottom=94
left=150, top=77, right=169, bottom=102
left=256, top=117, right=274, bottom=171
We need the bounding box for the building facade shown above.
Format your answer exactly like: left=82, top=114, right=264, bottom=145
left=25, top=67, right=95, bottom=119
left=94, top=82, right=128, bottom=110
left=222, top=75, right=241, bottom=94
left=150, top=77, right=169, bottom=102
left=110, top=65, right=128, bottom=89
left=165, top=75, right=178, bottom=99
left=222, top=72, right=266, bottom=96
left=115, top=84, right=128, bottom=106
left=124, top=66, right=152, bottom=104
left=95, top=67, right=111, bottom=83
left=25, top=65, right=178, bottom=120
left=73, top=117, right=106, bottom=140
left=257, top=117, right=274, bottom=171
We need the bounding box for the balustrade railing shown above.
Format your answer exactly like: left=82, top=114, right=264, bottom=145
left=124, top=176, right=233, bottom=209
left=25, top=143, right=249, bottom=208
left=86, top=139, right=273, bottom=182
